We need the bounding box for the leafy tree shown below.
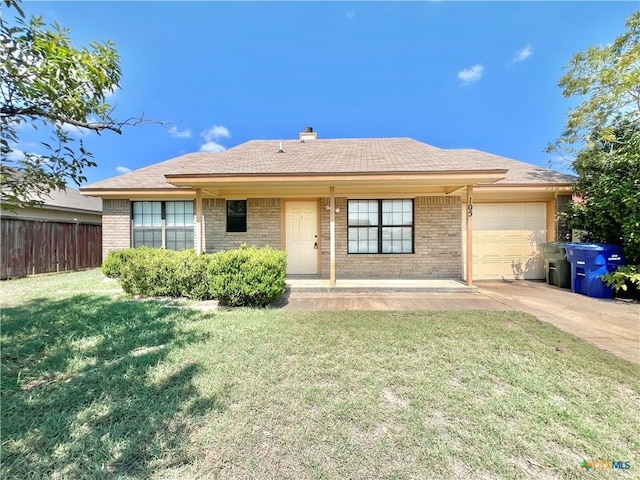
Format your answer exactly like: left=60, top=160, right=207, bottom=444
left=566, top=118, right=640, bottom=264
left=550, top=9, right=640, bottom=295
left=548, top=10, right=639, bottom=155
left=550, top=10, right=640, bottom=269
left=1, top=0, right=141, bottom=206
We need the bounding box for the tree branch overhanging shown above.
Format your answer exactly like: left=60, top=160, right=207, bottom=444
left=0, top=0, right=161, bottom=207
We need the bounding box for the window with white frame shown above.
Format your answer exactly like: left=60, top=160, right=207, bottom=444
left=165, top=201, right=195, bottom=250
left=347, top=199, right=414, bottom=254
left=132, top=201, right=194, bottom=250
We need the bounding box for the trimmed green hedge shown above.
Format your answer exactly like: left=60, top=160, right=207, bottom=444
left=102, top=249, right=129, bottom=279
left=209, top=246, right=287, bottom=307
left=102, top=246, right=287, bottom=307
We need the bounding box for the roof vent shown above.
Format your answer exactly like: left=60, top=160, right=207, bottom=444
left=299, top=126, right=317, bottom=142
left=277, top=141, right=285, bottom=153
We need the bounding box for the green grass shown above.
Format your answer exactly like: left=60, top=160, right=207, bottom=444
left=1, top=269, right=638, bottom=479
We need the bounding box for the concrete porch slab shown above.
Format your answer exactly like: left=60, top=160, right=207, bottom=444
left=286, top=277, right=477, bottom=293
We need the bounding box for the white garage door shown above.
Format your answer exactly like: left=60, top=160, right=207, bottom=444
left=473, top=203, right=547, bottom=280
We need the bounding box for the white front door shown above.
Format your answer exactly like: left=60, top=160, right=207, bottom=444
left=286, top=201, right=318, bottom=274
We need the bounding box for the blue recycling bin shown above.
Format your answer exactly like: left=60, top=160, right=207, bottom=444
left=564, top=243, right=626, bottom=298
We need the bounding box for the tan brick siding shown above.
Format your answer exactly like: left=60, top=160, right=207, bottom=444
left=320, top=196, right=462, bottom=279
left=101, top=199, right=130, bottom=260
left=105, top=195, right=461, bottom=278
left=203, top=198, right=281, bottom=252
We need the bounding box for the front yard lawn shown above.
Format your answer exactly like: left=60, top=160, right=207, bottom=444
left=1, top=270, right=638, bottom=479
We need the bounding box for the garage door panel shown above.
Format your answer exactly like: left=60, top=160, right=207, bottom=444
left=481, top=204, right=502, bottom=216
left=504, top=243, right=528, bottom=257
left=525, top=203, right=546, bottom=217
left=502, top=204, right=523, bottom=217
left=473, top=203, right=547, bottom=280
left=474, top=255, right=544, bottom=280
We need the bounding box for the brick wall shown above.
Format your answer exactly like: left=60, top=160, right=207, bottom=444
left=102, top=196, right=461, bottom=278
left=320, top=196, right=462, bottom=279
left=101, top=199, right=130, bottom=260
left=203, top=198, right=281, bottom=252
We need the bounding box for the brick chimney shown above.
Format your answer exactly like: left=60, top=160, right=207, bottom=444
left=299, top=126, right=318, bottom=142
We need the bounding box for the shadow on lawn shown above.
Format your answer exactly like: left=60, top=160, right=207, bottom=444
left=1, top=294, right=220, bottom=479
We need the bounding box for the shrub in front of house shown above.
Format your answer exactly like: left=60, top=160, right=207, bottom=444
left=114, top=248, right=211, bottom=300
left=102, top=249, right=130, bottom=278
left=117, top=247, right=177, bottom=298
left=103, top=246, right=287, bottom=306
left=209, top=245, right=287, bottom=307
left=171, top=250, right=216, bottom=300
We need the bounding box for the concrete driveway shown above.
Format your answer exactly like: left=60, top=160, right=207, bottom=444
left=476, top=281, right=639, bottom=364
left=277, top=281, right=640, bottom=364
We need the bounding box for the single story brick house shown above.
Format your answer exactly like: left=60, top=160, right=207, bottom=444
left=81, top=128, right=575, bottom=286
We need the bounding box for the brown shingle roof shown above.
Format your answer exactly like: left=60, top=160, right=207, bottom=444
left=448, top=148, right=576, bottom=185
left=82, top=138, right=575, bottom=191
left=43, top=187, right=103, bottom=213
left=1, top=184, right=102, bottom=213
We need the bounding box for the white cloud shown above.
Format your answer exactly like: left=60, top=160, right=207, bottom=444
left=514, top=43, right=533, bottom=62
left=4, top=147, right=43, bottom=165
left=199, top=141, right=226, bottom=153
left=58, top=116, right=103, bottom=137
left=116, top=166, right=132, bottom=174
left=457, top=64, right=484, bottom=84
left=199, top=124, right=230, bottom=152
left=168, top=126, right=192, bottom=139
left=201, top=125, right=230, bottom=142
left=4, top=148, right=26, bottom=162
left=58, top=122, right=92, bottom=137
left=103, top=86, right=120, bottom=99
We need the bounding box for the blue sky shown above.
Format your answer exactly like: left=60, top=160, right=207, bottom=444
left=14, top=1, right=639, bottom=184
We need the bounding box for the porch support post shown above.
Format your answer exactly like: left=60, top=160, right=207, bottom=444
left=195, top=188, right=203, bottom=255
left=329, top=186, right=336, bottom=287
left=465, top=185, right=473, bottom=286
left=547, top=196, right=557, bottom=242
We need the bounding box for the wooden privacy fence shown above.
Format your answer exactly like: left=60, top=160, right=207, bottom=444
left=1, top=218, right=102, bottom=279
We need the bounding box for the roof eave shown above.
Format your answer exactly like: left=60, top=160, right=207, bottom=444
left=475, top=183, right=574, bottom=190
left=39, top=205, right=103, bottom=215
left=165, top=169, right=509, bottom=187
left=0, top=201, right=102, bottom=215
left=80, top=188, right=197, bottom=199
